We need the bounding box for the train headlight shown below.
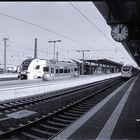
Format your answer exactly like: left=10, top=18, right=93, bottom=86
left=20, top=71, right=26, bottom=74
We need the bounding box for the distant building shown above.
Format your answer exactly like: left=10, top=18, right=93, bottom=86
left=72, top=59, right=123, bottom=75
left=0, top=64, right=18, bottom=73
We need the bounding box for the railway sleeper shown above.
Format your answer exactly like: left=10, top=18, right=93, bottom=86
left=22, top=131, right=47, bottom=139
left=12, top=133, right=36, bottom=140
left=35, top=123, right=60, bottom=133
left=39, top=123, right=62, bottom=131
left=52, top=117, right=73, bottom=123
left=58, top=114, right=76, bottom=120
left=74, top=104, right=89, bottom=108
left=46, top=120, right=68, bottom=127
left=79, top=102, right=89, bottom=105
left=75, top=105, right=90, bottom=109
left=68, top=109, right=85, bottom=114
left=72, top=107, right=88, bottom=112
left=19, top=128, right=53, bottom=139
left=31, top=127, right=54, bottom=136
left=0, top=105, right=5, bottom=109
left=3, top=104, right=12, bottom=107
left=10, top=135, right=20, bottom=140
left=63, top=111, right=82, bottom=117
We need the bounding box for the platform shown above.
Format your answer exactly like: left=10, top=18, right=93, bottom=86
left=0, top=73, right=121, bottom=102
left=52, top=74, right=140, bottom=139
left=0, top=73, right=18, bottom=81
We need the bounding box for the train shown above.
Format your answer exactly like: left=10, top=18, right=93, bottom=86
left=19, top=58, right=79, bottom=80
left=121, top=65, right=138, bottom=78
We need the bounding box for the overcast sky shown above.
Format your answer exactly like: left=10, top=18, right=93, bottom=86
left=0, top=2, right=138, bottom=67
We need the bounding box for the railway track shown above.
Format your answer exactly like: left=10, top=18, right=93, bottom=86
left=0, top=77, right=127, bottom=139
left=0, top=77, right=120, bottom=111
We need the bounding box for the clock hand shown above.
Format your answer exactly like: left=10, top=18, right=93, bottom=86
left=119, top=27, right=122, bottom=33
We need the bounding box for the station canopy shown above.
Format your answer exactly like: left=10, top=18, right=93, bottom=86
left=73, top=59, right=123, bottom=67
left=93, top=0, right=140, bottom=66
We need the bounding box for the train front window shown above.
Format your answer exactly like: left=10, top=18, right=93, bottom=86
left=123, top=67, right=131, bottom=71
left=35, top=65, right=40, bottom=70
left=20, top=59, right=33, bottom=70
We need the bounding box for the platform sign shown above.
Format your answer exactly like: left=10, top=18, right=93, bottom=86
left=6, top=110, right=37, bottom=119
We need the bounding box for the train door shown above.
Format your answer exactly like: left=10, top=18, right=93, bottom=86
left=34, top=65, right=42, bottom=78
left=55, top=66, right=60, bottom=77
left=70, top=67, right=74, bottom=77
left=50, top=67, right=54, bottom=77
left=42, top=65, right=52, bottom=80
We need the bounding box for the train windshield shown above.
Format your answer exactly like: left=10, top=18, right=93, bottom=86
left=20, top=59, right=33, bottom=70
left=122, top=66, right=131, bottom=71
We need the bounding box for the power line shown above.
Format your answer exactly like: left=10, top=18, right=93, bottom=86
left=0, top=10, right=104, bottom=58
left=0, top=12, right=95, bottom=50
left=69, top=2, right=107, bottom=39
left=8, top=40, right=51, bottom=54
left=69, top=2, right=130, bottom=58
left=0, top=7, right=132, bottom=63
left=41, top=7, right=101, bottom=45
left=38, top=5, right=115, bottom=57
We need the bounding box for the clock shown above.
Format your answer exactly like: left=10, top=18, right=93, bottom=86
left=111, top=24, right=128, bottom=42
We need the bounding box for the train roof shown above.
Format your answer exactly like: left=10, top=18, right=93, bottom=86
left=22, top=58, right=76, bottom=65
left=122, top=65, right=135, bottom=68
left=73, top=58, right=123, bottom=67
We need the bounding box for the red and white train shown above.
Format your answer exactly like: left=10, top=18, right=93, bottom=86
left=19, top=58, right=79, bottom=80
left=121, top=65, right=138, bottom=78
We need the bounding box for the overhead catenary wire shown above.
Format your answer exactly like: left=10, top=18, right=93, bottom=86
left=69, top=2, right=133, bottom=60
left=38, top=3, right=124, bottom=59
left=0, top=12, right=96, bottom=51
left=8, top=40, right=52, bottom=54
left=0, top=4, right=136, bottom=66
left=0, top=42, right=53, bottom=62
left=38, top=40, right=117, bottom=53
left=69, top=2, right=108, bottom=40
left=38, top=6, right=104, bottom=46
left=0, top=7, right=108, bottom=59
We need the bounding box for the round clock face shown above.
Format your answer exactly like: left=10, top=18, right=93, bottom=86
left=111, top=24, right=128, bottom=42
